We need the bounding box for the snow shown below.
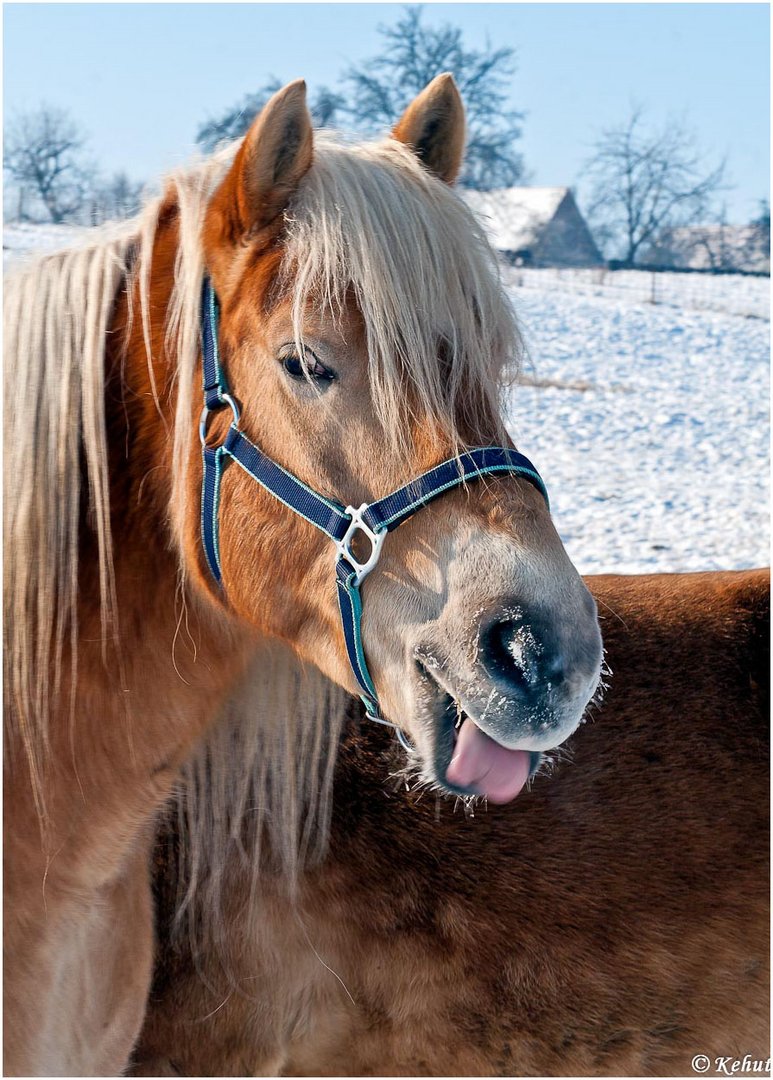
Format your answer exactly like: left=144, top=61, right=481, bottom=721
left=5, top=223, right=769, bottom=576
left=3, top=222, right=91, bottom=261
left=503, top=265, right=770, bottom=321
left=463, top=187, right=567, bottom=251
left=507, top=287, right=769, bottom=574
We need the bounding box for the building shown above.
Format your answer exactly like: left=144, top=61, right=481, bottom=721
left=463, top=186, right=603, bottom=268
left=642, top=224, right=770, bottom=275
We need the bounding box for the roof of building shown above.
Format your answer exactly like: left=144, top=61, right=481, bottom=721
left=462, top=187, right=569, bottom=251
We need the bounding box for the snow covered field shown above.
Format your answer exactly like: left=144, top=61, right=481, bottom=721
left=503, top=265, right=770, bottom=321
left=4, top=222, right=91, bottom=260
left=5, top=223, right=770, bottom=575
left=508, top=288, right=769, bottom=574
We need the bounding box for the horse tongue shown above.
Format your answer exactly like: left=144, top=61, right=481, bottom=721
left=446, top=717, right=531, bottom=804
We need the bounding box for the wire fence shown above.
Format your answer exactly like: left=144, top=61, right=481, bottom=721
left=502, top=266, right=770, bottom=321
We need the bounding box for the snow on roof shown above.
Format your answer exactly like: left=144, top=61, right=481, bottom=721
left=462, top=187, right=569, bottom=252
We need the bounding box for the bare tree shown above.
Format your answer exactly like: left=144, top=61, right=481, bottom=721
left=195, top=7, right=527, bottom=189
left=583, top=106, right=727, bottom=267
left=88, top=171, right=145, bottom=225
left=751, top=198, right=770, bottom=229
left=309, top=85, right=347, bottom=129
left=4, top=105, right=95, bottom=224
left=344, top=6, right=525, bottom=190
left=196, top=78, right=346, bottom=153
left=743, top=199, right=770, bottom=274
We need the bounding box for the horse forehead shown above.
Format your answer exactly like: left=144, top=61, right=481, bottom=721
left=233, top=261, right=368, bottom=345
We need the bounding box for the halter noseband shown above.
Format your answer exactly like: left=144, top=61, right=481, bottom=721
left=199, top=278, right=549, bottom=749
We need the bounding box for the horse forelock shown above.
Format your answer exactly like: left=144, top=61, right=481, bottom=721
left=281, top=132, right=521, bottom=452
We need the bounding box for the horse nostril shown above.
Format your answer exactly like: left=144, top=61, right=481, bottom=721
left=484, top=619, right=532, bottom=690
left=481, top=615, right=564, bottom=697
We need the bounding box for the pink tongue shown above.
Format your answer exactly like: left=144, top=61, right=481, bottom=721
left=445, top=717, right=531, bottom=804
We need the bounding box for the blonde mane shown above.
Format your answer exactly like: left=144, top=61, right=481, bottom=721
left=4, top=130, right=521, bottom=896
left=173, top=642, right=349, bottom=938
left=4, top=152, right=229, bottom=817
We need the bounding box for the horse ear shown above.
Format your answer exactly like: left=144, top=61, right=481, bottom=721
left=211, top=79, right=313, bottom=243
left=391, top=73, right=466, bottom=185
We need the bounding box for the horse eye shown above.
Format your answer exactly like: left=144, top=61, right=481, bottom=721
left=281, top=350, right=335, bottom=384
left=283, top=354, right=306, bottom=379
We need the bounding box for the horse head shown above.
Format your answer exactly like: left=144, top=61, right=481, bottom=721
left=188, top=76, right=602, bottom=803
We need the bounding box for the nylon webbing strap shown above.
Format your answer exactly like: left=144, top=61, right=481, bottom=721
left=364, top=447, right=548, bottom=532
left=223, top=427, right=351, bottom=540
left=198, top=275, right=550, bottom=738
left=201, top=446, right=226, bottom=581
left=201, top=279, right=229, bottom=410
left=201, top=424, right=351, bottom=583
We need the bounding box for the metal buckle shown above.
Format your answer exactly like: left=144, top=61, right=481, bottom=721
left=199, top=394, right=240, bottom=448
left=336, top=503, right=386, bottom=585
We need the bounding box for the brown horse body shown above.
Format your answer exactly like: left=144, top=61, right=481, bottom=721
left=137, top=570, right=769, bottom=1077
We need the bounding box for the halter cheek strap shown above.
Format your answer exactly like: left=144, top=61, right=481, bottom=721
left=199, top=278, right=549, bottom=748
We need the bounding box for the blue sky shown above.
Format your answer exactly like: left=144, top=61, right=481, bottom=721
left=3, top=3, right=769, bottom=222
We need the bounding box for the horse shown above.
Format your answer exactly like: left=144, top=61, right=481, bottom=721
left=133, top=568, right=770, bottom=1077
left=3, top=75, right=603, bottom=1075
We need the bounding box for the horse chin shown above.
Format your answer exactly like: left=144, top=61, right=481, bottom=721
left=414, top=667, right=544, bottom=805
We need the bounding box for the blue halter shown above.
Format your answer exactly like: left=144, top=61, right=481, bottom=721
left=199, top=278, right=549, bottom=749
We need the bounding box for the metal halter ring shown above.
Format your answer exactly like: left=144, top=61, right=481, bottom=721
left=335, top=504, right=387, bottom=586
left=199, top=394, right=241, bottom=448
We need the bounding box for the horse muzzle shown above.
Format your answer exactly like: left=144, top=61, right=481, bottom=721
left=414, top=595, right=603, bottom=803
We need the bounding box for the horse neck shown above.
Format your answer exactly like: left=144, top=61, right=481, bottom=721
left=99, top=205, right=255, bottom=769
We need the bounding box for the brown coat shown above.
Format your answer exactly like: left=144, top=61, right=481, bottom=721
left=136, top=569, right=770, bottom=1077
